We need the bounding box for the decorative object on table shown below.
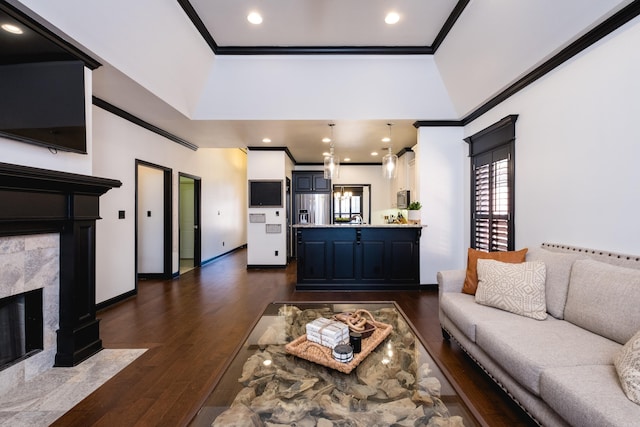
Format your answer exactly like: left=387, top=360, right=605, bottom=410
left=332, top=344, right=354, bottom=363
left=285, top=310, right=393, bottom=374
left=407, top=201, right=422, bottom=224
left=349, top=331, right=362, bottom=353
left=305, top=317, right=349, bottom=348
left=334, top=309, right=378, bottom=337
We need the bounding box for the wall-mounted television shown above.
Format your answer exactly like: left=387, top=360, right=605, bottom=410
left=249, top=180, right=283, bottom=208
left=0, top=60, right=87, bottom=154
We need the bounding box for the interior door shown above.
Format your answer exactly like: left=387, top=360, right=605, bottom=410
left=136, top=160, right=172, bottom=279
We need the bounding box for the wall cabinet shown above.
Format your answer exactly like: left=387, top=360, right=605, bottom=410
left=293, top=172, right=331, bottom=193
left=296, top=226, right=421, bottom=290
left=391, top=151, right=416, bottom=207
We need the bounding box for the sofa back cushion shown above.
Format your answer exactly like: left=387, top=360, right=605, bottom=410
left=564, top=259, right=640, bottom=344
left=526, top=247, right=587, bottom=319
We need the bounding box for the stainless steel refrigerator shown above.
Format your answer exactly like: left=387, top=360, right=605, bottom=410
left=295, top=193, right=331, bottom=225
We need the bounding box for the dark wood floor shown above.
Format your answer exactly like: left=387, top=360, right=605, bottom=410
left=52, top=248, right=537, bottom=427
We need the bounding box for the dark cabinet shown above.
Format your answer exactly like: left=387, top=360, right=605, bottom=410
left=293, top=172, right=331, bottom=193
left=296, top=226, right=420, bottom=290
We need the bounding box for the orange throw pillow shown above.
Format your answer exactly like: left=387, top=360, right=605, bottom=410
left=462, top=247, right=528, bottom=295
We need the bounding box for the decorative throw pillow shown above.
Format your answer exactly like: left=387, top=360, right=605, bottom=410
left=462, top=247, right=528, bottom=295
left=614, top=329, right=640, bottom=405
left=475, top=259, right=547, bottom=320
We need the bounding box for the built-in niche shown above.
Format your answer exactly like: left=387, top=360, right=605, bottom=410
left=332, top=184, right=371, bottom=224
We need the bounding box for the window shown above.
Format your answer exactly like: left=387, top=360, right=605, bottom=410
left=465, top=115, right=517, bottom=252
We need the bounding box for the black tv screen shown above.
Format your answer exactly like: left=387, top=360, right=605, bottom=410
left=249, top=180, right=282, bottom=207
left=0, top=60, right=87, bottom=154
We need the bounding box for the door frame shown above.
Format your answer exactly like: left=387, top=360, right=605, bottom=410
left=135, top=159, right=173, bottom=280
left=178, top=172, right=202, bottom=271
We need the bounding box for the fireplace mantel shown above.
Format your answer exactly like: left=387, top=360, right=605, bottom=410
left=0, top=162, right=121, bottom=366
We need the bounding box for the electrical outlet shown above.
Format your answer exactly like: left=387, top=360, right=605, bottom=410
left=275, top=250, right=279, bottom=256
left=222, top=241, right=225, bottom=246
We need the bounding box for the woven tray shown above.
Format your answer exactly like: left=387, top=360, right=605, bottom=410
left=284, top=319, right=393, bottom=374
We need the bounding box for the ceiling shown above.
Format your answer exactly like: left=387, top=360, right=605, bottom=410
left=181, top=0, right=463, bottom=53
left=1, top=0, right=636, bottom=164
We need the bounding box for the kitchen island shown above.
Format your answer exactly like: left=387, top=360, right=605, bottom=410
left=294, top=224, right=423, bottom=290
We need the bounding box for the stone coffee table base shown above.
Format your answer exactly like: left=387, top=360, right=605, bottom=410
left=193, top=302, right=475, bottom=427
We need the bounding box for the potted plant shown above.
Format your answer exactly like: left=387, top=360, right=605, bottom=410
left=407, top=201, right=422, bottom=224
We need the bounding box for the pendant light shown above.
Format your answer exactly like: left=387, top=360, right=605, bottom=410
left=324, top=123, right=340, bottom=179
left=382, top=123, right=398, bottom=179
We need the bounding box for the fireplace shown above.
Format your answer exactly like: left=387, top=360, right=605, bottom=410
left=0, top=162, right=120, bottom=378
left=0, top=289, right=43, bottom=370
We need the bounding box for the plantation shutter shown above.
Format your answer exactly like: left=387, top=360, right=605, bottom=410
left=473, top=147, right=510, bottom=251
left=465, top=115, right=517, bottom=252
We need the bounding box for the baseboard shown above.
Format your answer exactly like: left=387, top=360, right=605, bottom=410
left=96, top=289, right=137, bottom=311
left=247, top=264, right=287, bottom=269
left=201, top=244, right=247, bottom=266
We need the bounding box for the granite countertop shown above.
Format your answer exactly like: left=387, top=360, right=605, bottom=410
left=292, top=223, right=426, bottom=228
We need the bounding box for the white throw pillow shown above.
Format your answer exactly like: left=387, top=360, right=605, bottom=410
left=615, top=329, right=640, bottom=405
left=476, top=259, right=547, bottom=320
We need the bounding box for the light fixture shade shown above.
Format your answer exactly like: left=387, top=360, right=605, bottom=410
left=324, top=153, right=340, bottom=179
left=382, top=149, right=398, bottom=179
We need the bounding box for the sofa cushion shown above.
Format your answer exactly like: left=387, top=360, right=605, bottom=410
left=614, top=329, right=640, bottom=405
left=526, top=247, right=587, bottom=319
left=462, top=247, right=528, bottom=295
left=476, top=259, right=547, bottom=320
left=540, top=365, right=640, bottom=427
left=564, top=259, right=640, bottom=344
left=439, top=292, right=519, bottom=342
left=475, top=317, right=621, bottom=395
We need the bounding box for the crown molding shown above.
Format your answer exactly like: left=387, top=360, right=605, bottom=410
left=92, top=97, right=198, bottom=151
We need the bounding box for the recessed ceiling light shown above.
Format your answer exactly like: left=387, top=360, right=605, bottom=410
left=247, top=12, right=263, bottom=25
left=262, top=138, right=271, bottom=143
left=371, top=152, right=379, bottom=156
left=385, top=12, right=400, bottom=25
left=344, top=158, right=351, bottom=162
left=322, top=151, right=330, bottom=157
left=322, top=137, right=331, bottom=143
left=382, top=137, right=391, bottom=143
left=1, top=23, right=23, bottom=34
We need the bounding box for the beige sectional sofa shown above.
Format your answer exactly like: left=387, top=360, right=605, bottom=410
left=438, top=243, right=640, bottom=427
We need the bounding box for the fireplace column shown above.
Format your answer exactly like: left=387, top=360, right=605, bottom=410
left=0, top=162, right=121, bottom=367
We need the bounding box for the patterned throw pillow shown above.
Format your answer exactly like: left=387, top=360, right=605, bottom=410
left=615, top=329, right=640, bottom=405
left=462, top=247, right=528, bottom=295
left=475, top=259, right=547, bottom=320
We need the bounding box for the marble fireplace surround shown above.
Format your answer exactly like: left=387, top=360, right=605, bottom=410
left=0, top=233, right=59, bottom=396
left=0, top=162, right=120, bottom=387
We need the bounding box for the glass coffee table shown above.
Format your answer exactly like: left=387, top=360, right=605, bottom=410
left=190, top=302, right=480, bottom=426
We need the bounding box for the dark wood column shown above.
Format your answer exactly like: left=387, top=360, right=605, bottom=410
left=0, top=162, right=121, bottom=366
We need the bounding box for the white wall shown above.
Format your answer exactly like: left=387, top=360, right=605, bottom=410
left=19, top=0, right=214, bottom=117
left=417, top=127, right=466, bottom=284
left=194, top=55, right=457, bottom=120
left=462, top=15, right=640, bottom=256
left=93, top=106, right=247, bottom=303
left=246, top=150, right=287, bottom=266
